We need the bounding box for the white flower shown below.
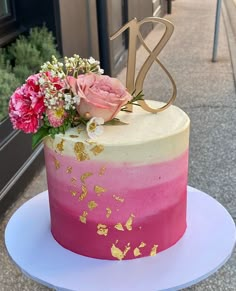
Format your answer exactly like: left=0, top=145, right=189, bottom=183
left=99, top=68, right=104, bottom=74
left=64, top=94, right=72, bottom=102
left=72, top=95, right=80, bottom=104
left=63, top=94, right=80, bottom=110
left=64, top=103, right=70, bottom=110
left=41, top=64, right=47, bottom=70
left=88, top=56, right=97, bottom=64
left=38, top=77, right=45, bottom=85
left=58, top=72, right=65, bottom=79
left=50, top=71, right=56, bottom=77
left=49, top=98, right=57, bottom=105
left=86, top=117, right=104, bottom=139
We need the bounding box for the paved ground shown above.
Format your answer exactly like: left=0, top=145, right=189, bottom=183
left=1, top=0, right=236, bottom=290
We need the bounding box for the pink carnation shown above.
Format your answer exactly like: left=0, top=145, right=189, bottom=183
left=9, top=74, right=45, bottom=133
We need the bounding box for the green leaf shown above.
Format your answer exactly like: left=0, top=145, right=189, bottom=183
left=129, top=90, right=144, bottom=103
left=104, top=118, right=128, bottom=126
left=32, top=127, right=49, bottom=149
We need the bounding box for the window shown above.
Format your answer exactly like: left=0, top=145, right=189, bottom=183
left=0, top=0, right=17, bottom=41
left=0, top=0, right=10, bottom=18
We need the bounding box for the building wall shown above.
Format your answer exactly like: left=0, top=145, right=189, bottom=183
left=58, top=0, right=99, bottom=59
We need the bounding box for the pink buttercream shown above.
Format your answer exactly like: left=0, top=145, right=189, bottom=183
left=44, top=146, right=188, bottom=260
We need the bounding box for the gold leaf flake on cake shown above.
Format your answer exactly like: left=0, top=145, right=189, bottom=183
left=69, top=135, right=79, bottom=138
left=111, top=242, right=131, bottom=260
left=123, top=243, right=131, bottom=257
left=97, top=224, right=108, bottom=236
left=94, top=185, right=106, bottom=195
left=66, top=166, right=73, bottom=174
left=133, top=242, right=146, bottom=257
left=74, top=142, right=89, bottom=161
left=133, top=247, right=141, bottom=257
left=112, top=195, right=124, bottom=203
left=90, top=144, right=104, bottom=156
left=79, top=211, right=88, bottom=224
left=85, top=139, right=97, bottom=145
left=79, top=184, right=88, bottom=201
left=139, top=242, right=146, bottom=248
left=125, top=214, right=135, bottom=231
left=114, top=223, right=124, bottom=231
left=53, top=157, right=60, bottom=170
left=80, top=172, right=93, bottom=183
left=99, top=166, right=106, bottom=176
left=56, top=139, right=64, bottom=153
left=106, top=207, right=112, bottom=218
left=88, top=200, right=98, bottom=210
left=70, top=190, right=77, bottom=196
left=71, top=177, right=77, bottom=184
left=150, top=244, right=158, bottom=256
left=77, top=127, right=84, bottom=134
left=111, top=244, right=123, bottom=260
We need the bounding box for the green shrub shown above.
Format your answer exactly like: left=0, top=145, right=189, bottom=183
left=0, top=48, right=11, bottom=72
left=0, top=26, right=60, bottom=122
left=0, top=69, right=20, bottom=121
left=28, top=26, right=60, bottom=61
left=8, top=36, right=41, bottom=82
left=13, top=65, right=33, bottom=83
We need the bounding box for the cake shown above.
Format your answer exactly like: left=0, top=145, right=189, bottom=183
left=8, top=18, right=189, bottom=261
left=44, top=100, right=190, bottom=260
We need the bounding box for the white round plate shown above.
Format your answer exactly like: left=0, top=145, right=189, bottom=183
left=5, top=186, right=236, bottom=291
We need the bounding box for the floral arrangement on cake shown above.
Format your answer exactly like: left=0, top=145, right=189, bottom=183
left=8, top=55, right=143, bottom=148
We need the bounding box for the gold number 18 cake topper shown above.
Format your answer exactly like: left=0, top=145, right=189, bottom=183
left=110, top=17, right=177, bottom=113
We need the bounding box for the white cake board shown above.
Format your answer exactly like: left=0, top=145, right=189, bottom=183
left=5, top=186, right=236, bottom=291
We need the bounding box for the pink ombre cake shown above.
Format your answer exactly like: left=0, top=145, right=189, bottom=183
left=44, top=100, right=190, bottom=260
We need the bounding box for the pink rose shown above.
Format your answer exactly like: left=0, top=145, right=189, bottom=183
left=9, top=74, right=45, bottom=133
left=67, top=73, right=132, bottom=122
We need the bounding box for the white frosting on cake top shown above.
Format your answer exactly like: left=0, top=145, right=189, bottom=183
left=95, top=101, right=189, bottom=145
left=44, top=100, right=190, bottom=164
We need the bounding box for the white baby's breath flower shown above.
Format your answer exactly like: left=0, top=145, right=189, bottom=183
left=63, top=94, right=80, bottom=110
left=41, top=64, right=47, bottom=70
left=38, top=77, right=45, bottom=85
left=49, top=99, right=57, bottom=106
left=64, top=103, right=70, bottom=110
left=64, top=94, right=72, bottom=102
left=58, top=72, right=65, bottom=78
left=88, top=57, right=97, bottom=64
left=86, top=117, right=104, bottom=139
left=99, top=68, right=104, bottom=74
left=72, top=95, right=80, bottom=104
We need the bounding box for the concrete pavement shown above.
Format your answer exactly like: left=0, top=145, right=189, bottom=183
left=1, top=0, right=236, bottom=290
